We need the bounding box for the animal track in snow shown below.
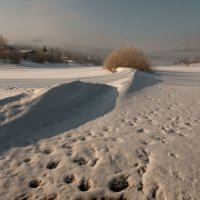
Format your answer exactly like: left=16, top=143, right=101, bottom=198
left=184, top=122, right=193, bottom=127
left=23, top=158, right=31, bottom=163
left=78, top=135, right=90, bottom=141
left=178, top=133, right=188, bottom=137
left=43, top=193, right=57, bottom=200
left=168, top=152, right=179, bottom=158
left=103, top=126, right=114, bottom=132
left=79, top=178, right=92, bottom=192
left=128, top=121, right=134, bottom=126
left=46, top=160, right=60, bottom=169
left=109, top=175, right=129, bottom=192
left=136, top=181, right=144, bottom=192
left=110, top=137, right=124, bottom=143
left=29, top=179, right=42, bottom=188
left=136, top=128, right=148, bottom=134
left=74, top=157, right=88, bottom=166
left=147, top=184, right=159, bottom=200
left=181, top=192, right=194, bottom=200
left=90, top=157, right=100, bottom=167
left=62, top=143, right=73, bottom=149
left=137, top=165, right=147, bottom=175
left=151, top=135, right=167, bottom=144
left=141, top=140, right=153, bottom=146
left=146, top=95, right=153, bottom=100
left=73, top=146, right=100, bottom=167
left=64, top=174, right=75, bottom=184
left=40, top=148, right=54, bottom=155
left=132, top=117, right=141, bottom=123
left=141, top=115, right=151, bottom=120
left=15, top=193, right=31, bottom=200
left=161, top=126, right=176, bottom=134
left=136, top=148, right=149, bottom=164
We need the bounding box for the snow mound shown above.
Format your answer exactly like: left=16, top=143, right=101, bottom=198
left=0, top=81, right=118, bottom=153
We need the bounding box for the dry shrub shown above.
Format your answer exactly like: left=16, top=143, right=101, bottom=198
left=104, top=46, right=151, bottom=72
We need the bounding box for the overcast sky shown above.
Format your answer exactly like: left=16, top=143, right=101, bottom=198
left=0, top=0, right=200, bottom=51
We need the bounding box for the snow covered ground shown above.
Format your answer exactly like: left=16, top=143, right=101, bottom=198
left=0, top=62, right=200, bottom=199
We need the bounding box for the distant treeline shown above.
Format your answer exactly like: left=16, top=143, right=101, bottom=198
left=0, top=35, right=103, bottom=65
left=174, top=56, right=200, bottom=65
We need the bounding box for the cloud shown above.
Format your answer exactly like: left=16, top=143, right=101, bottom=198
left=0, top=1, right=85, bottom=47
left=0, top=0, right=133, bottom=50
left=1, top=0, right=200, bottom=52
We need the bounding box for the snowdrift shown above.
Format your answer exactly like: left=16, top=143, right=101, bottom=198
left=0, top=81, right=118, bottom=153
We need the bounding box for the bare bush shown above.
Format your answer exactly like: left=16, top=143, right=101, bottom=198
left=104, top=46, right=151, bottom=72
